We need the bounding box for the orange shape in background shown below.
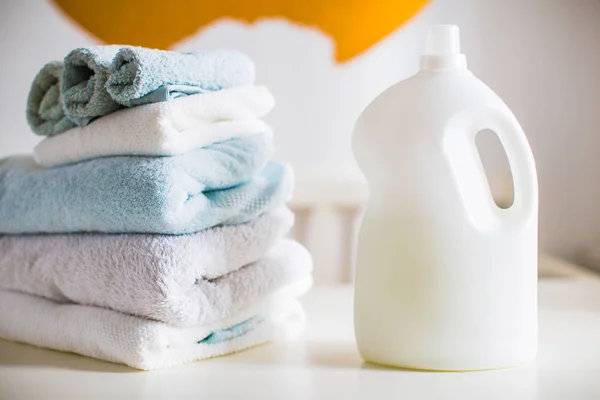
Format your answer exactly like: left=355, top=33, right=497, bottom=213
left=52, top=0, right=429, bottom=62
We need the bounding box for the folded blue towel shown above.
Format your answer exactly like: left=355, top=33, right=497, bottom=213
left=26, top=61, right=76, bottom=136
left=0, top=134, right=293, bottom=234
left=106, top=47, right=255, bottom=106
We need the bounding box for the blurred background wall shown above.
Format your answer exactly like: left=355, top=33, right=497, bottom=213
left=0, top=0, right=599, bottom=264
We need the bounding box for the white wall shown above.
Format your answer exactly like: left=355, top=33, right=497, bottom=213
left=0, top=0, right=599, bottom=262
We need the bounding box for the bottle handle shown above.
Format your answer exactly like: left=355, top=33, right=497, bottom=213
left=443, top=105, right=538, bottom=230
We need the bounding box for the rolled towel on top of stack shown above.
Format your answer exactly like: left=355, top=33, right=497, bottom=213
left=26, top=46, right=257, bottom=136
left=0, top=134, right=293, bottom=234
left=61, top=45, right=123, bottom=126
left=106, top=47, right=256, bottom=106
left=62, top=46, right=256, bottom=127
left=25, top=62, right=76, bottom=136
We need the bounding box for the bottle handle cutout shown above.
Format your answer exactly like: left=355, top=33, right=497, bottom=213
left=443, top=106, right=538, bottom=231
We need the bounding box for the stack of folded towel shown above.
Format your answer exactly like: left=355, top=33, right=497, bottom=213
left=0, top=46, right=312, bottom=370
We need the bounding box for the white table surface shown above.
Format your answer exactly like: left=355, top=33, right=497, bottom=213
left=1, top=278, right=600, bottom=400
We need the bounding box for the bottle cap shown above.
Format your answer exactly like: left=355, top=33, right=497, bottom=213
left=420, top=25, right=467, bottom=71
left=425, top=25, right=461, bottom=55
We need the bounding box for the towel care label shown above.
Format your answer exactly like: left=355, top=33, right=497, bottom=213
left=352, top=25, right=538, bottom=371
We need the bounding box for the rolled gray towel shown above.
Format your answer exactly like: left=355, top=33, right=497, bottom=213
left=61, top=45, right=122, bottom=126
left=106, top=47, right=256, bottom=106
left=26, top=61, right=76, bottom=136
left=37, top=46, right=257, bottom=129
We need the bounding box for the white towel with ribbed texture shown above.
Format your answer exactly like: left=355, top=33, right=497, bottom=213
left=0, top=210, right=310, bottom=327
left=0, top=278, right=310, bottom=370
left=33, top=85, right=275, bottom=167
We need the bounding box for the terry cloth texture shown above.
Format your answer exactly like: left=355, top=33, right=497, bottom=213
left=62, top=46, right=122, bottom=126
left=26, top=61, right=77, bottom=136
left=33, top=86, right=274, bottom=167
left=0, top=220, right=314, bottom=327
left=0, top=280, right=310, bottom=370
left=0, top=134, right=293, bottom=234
left=107, top=47, right=255, bottom=106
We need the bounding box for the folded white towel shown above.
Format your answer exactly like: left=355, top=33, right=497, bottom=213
left=33, top=85, right=275, bottom=167
left=0, top=210, right=311, bottom=327
left=0, top=278, right=310, bottom=370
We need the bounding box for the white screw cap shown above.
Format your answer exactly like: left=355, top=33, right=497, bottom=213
left=425, top=25, right=461, bottom=55
left=420, top=25, right=467, bottom=71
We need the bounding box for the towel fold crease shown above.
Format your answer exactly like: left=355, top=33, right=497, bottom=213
left=0, top=134, right=293, bottom=234
left=34, top=85, right=275, bottom=167
left=0, top=213, right=310, bottom=327
left=0, top=279, right=310, bottom=370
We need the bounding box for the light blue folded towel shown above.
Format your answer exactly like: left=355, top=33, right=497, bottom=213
left=0, top=134, right=293, bottom=234
left=26, top=61, right=76, bottom=136
left=106, top=47, right=255, bottom=106
left=62, top=46, right=123, bottom=126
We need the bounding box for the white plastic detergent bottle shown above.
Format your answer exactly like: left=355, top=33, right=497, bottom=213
left=353, top=25, right=538, bottom=371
